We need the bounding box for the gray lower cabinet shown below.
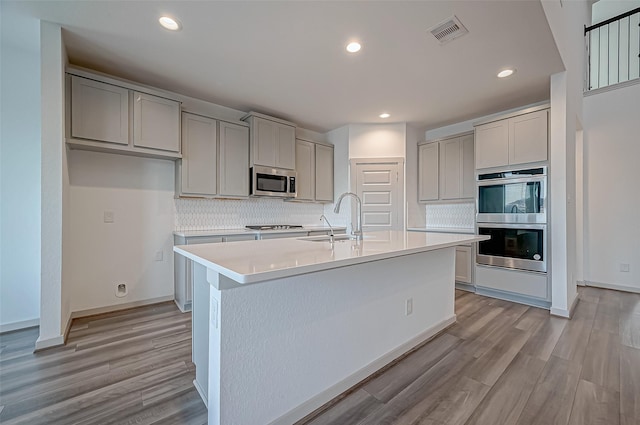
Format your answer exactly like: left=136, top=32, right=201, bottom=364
left=455, top=245, right=473, bottom=284
left=475, top=264, right=550, bottom=308
left=174, top=235, right=225, bottom=312
left=174, top=229, right=343, bottom=311
left=176, top=113, right=249, bottom=198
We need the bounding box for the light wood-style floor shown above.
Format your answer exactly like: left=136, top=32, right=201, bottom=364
left=0, top=302, right=206, bottom=425
left=297, top=286, right=640, bottom=425
left=1, top=287, right=638, bottom=425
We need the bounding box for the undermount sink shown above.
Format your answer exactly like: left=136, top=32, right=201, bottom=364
left=299, top=234, right=358, bottom=242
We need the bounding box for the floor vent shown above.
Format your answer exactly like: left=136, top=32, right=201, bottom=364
left=428, top=15, right=469, bottom=45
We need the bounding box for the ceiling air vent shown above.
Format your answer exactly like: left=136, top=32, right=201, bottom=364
left=428, top=15, right=468, bottom=45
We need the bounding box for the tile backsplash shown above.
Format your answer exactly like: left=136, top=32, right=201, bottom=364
left=174, top=198, right=327, bottom=231
left=425, top=203, right=475, bottom=229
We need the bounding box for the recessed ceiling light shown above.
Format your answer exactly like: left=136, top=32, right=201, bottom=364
left=346, top=42, right=361, bottom=53
left=497, top=69, right=515, bottom=78
left=159, top=16, right=182, bottom=31
left=379, top=113, right=390, bottom=119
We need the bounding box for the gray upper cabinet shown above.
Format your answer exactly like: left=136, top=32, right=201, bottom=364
left=218, top=121, right=250, bottom=198
left=315, top=143, right=334, bottom=203
left=475, top=108, right=549, bottom=170
left=475, top=120, right=509, bottom=169
left=68, top=72, right=182, bottom=160
left=276, top=124, right=296, bottom=169
left=294, top=139, right=334, bottom=203
left=244, top=113, right=296, bottom=170
left=419, top=133, right=474, bottom=202
left=509, top=109, right=548, bottom=166
left=418, top=142, right=439, bottom=202
left=295, top=139, right=315, bottom=201
left=439, top=134, right=474, bottom=200
left=133, top=91, right=181, bottom=153
left=177, top=113, right=250, bottom=199
left=178, top=113, right=217, bottom=197
left=71, top=76, right=129, bottom=145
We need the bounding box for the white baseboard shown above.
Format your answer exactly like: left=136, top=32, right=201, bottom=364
left=70, top=295, right=174, bottom=319
left=193, top=379, right=208, bottom=409
left=269, top=314, right=457, bottom=425
left=0, top=318, right=39, bottom=334
left=550, top=294, right=579, bottom=318
left=35, top=334, right=65, bottom=351
left=586, top=281, right=640, bottom=294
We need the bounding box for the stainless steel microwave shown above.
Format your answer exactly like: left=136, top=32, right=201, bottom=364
left=250, top=166, right=297, bottom=198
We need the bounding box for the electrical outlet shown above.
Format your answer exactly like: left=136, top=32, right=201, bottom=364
left=115, top=282, right=128, bottom=298
left=620, top=263, right=630, bottom=272
left=154, top=251, right=163, bottom=262
left=104, top=211, right=114, bottom=223
left=405, top=298, right=413, bottom=316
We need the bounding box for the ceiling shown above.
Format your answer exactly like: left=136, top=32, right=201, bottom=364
left=6, top=1, right=564, bottom=133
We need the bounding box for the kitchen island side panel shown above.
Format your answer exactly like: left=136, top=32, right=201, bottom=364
left=205, top=247, right=455, bottom=425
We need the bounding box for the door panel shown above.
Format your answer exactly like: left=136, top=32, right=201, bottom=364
left=362, top=191, right=392, bottom=205
left=354, top=161, right=403, bottom=231
left=363, top=212, right=393, bottom=226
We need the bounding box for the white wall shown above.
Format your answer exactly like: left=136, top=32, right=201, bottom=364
left=0, top=6, right=42, bottom=332
left=38, top=21, right=68, bottom=348
left=347, top=123, right=408, bottom=230
left=348, top=123, right=406, bottom=159
left=542, top=0, right=591, bottom=317
left=592, top=0, right=640, bottom=23
left=583, top=83, right=640, bottom=292
left=67, top=150, right=175, bottom=312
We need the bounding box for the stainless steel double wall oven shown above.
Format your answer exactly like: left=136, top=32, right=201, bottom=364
left=476, top=167, right=548, bottom=273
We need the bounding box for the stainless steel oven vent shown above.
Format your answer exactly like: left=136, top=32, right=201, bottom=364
left=428, top=15, right=468, bottom=45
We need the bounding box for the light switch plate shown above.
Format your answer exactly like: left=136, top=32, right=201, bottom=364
left=104, top=211, right=114, bottom=223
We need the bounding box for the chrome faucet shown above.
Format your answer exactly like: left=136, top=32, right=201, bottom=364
left=334, top=192, right=363, bottom=240
left=320, top=214, right=335, bottom=242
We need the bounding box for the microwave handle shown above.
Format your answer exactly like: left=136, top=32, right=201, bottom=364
left=535, top=182, right=541, bottom=212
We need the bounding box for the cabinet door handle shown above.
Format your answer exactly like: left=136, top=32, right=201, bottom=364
left=137, top=95, right=141, bottom=102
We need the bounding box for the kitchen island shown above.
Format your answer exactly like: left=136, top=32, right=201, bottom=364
left=174, top=230, right=489, bottom=425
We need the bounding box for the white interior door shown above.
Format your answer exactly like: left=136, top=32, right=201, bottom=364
left=353, top=159, right=404, bottom=231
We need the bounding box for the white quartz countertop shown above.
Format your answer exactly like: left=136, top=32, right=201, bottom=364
left=174, top=230, right=489, bottom=285
left=174, top=226, right=346, bottom=238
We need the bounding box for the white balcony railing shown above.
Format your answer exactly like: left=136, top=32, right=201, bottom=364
left=585, top=8, right=640, bottom=91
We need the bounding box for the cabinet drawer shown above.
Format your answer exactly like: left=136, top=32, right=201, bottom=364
left=222, top=234, right=256, bottom=242
left=475, top=265, right=548, bottom=300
